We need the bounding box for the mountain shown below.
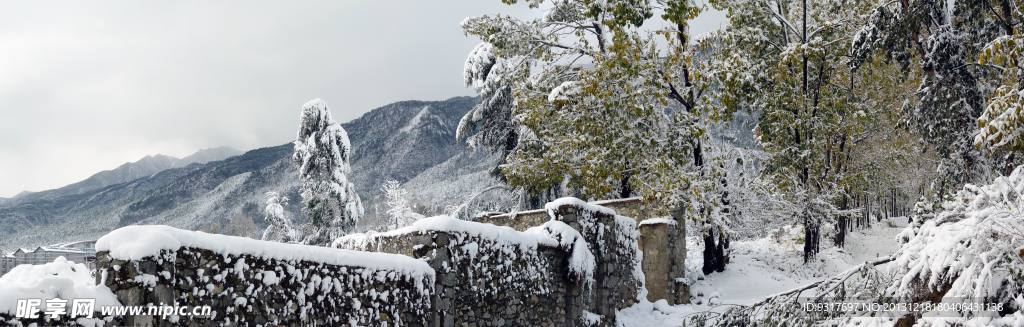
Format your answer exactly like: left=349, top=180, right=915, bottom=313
left=179, top=147, right=243, bottom=166
left=2, top=148, right=241, bottom=207
left=0, top=96, right=501, bottom=248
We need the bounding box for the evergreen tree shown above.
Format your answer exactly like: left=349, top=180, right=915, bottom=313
left=458, top=43, right=519, bottom=173
left=293, top=99, right=364, bottom=245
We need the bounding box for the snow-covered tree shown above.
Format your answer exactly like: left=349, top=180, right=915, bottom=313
left=260, top=191, right=297, bottom=242
left=710, top=0, right=880, bottom=261
left=293, top=99, right=364, bottom=245
left=977, top=31, right=1024, bottom=174
left=883, top=165, right=1024, bottom=326
left=852, top=0, right=1008, bottom=196
left=458, top=43, right=520, bottom=180
left=380, top=179, right=424, bottom=230
left=465, top=0, right=735, bottom=272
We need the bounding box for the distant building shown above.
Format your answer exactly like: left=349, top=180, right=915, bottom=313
left=0, top=241, right=97, bottom=276
left=0, top=250, right=16, bottom=276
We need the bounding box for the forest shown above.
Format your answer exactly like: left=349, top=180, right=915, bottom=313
left=449, top=0, right=1024, bottom=324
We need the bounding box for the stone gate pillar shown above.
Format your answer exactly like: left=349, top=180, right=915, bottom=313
left=637, top=204, right=689, bottom=304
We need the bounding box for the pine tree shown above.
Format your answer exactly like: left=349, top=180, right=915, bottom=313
left=458, top=43, right=518, bottom=163
left=293, top=99, right=364, bottom=245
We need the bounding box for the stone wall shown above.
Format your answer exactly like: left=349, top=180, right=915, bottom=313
left=336, top=199, right=649, bottom=326
left=480, top=197, right=689, bottom=305
left=88, top=197, right=682, bottom=326
left=474, top=208, right=549, bottom=232
left=93, top=226, right=434, bottom=327
left=542, top=199, right=644, bottom=319
left=475, top=197, right=667, bottom=232
left=337, top=226, right=579, bottom=326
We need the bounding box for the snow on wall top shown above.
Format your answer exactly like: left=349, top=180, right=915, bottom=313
left=638, top=218, right=677, bottom=226
left=96, top=225, right=433, bottom=281
left=545, top=197, right=618, bottom=217
left=336, top=214, right=600, bottom=298
left=336, top=215, right=561, bottom=251
left=527, top=220, right=595, bottom=283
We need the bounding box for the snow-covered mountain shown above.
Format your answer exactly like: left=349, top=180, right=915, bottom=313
left=0, top=96, right=501, bottom=248
left=4, top=147, right=241, bottom=207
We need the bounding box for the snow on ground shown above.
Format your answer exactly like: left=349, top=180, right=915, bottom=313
left=618, top=217, right=908, bottom=326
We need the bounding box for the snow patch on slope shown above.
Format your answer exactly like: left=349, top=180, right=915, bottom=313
left=400, top=106, right=431, bottom=133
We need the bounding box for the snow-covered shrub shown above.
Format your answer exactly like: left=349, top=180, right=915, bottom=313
left=0, top=257, right=120, bottom=326
left=260, top=191, right=299, bottom=242
left=883, top=166, right=1024, bottom=325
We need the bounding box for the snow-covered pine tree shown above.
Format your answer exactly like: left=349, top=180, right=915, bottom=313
left=458, top=43, right=520, bottom=179
left=380, top=179, right=424, bottom=230
left=260, top=191, right=297, bottom=242
left=293, top=99, right=364, bottom=245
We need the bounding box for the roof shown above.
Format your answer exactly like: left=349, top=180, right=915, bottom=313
left=34, top=246, right=91, bottom=254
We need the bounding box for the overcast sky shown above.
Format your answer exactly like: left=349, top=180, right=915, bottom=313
left=0, top=1, right=725, bottom=197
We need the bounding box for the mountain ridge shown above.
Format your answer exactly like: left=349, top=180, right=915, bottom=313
left=3, top=147, right=241, bottom=206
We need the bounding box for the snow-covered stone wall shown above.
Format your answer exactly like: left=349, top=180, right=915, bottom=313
left=94, top=226, right=434, bottom=326
left=336, top=216, right=580, bottom=326
left=480, top=197, right=687, bottom=306
left=91, top=197, right=653, bottom=326
left=337, top=198, right=646, bottom=326
left=542, top=198, right=645, bottom=320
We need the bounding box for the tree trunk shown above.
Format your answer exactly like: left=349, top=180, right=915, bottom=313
left=834, top=193, right=848, bottom=247
left=803, top=213, right=820, bottom=263
left=702, top=231, right=728, bottom=274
